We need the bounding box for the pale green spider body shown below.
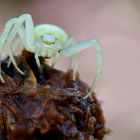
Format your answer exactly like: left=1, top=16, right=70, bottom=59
left=0, top=14, right=103, bottom=99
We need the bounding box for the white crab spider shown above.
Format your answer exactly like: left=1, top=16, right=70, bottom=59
left=0, top=14, right=103, bottom=99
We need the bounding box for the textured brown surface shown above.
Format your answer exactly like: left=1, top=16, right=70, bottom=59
left=0, top=54, right=107, bottom=140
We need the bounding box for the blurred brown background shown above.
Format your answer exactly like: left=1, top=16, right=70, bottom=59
left=0, top=0, right=140, bottom=139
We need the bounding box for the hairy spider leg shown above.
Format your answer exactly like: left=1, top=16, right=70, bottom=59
left=59, top=38, right=103, bottom=99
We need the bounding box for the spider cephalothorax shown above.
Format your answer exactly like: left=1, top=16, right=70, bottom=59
left=0, top=14, right=103, bottom=99
left=34, top=34, right=62, bottom=58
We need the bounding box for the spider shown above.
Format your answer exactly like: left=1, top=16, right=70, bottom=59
left=0, top=14, right=103, bottom=99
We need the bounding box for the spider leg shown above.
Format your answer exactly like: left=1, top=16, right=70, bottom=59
left=35, top=54, right=41, bottom=69
left=62, top=37, right=79, bottom=80
left=7, top=38, right=21, bottom=67
left=70, top=53, right=78, bottom=80
left=0, top=18, right=17, bottom=46
left=0, top=18, right=16, bottom=82
left=18, top=14, right=35, bottom=53
left=0, top=18, right=24, bottom=82
left=4, top=19, right=24, bottom=75
left=51, top=57, right=58, bottom=67
left=8, top=14, right=35, bottom=74
left=51, top=52, right=61, bottom=67
left=0, top=14, right=35, bottom=83
left=60, top=38, right=103, bottom=99
left=0, top=55, right=5, bottom=83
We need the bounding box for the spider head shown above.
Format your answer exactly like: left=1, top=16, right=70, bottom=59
left=39, top=34, right=62, bottom=58
left=35, top=24, right=68, bottom=58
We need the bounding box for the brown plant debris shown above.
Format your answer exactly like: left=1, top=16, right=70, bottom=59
left=0, top=52, right=107, bottom=140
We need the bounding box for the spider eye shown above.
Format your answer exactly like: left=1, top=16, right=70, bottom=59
left=42, top=34, right=56, bottom=46
left=43, top=40, right=55, bottom=45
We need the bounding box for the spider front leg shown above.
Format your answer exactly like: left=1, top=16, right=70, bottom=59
left=3, top=20, right=24, bottom=74
left=60, top=38, right=103, bottom=99
left=18, top=14, right=35, bottom=53
left=7, top=38, right=21, bottom=67
left=70, top=53, right=78, bottom=81
left=0, top=18, right=24, bottom=82
left=35, top=54, right=41, bottom=69
left=63, top=37, right=78, bottom=80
